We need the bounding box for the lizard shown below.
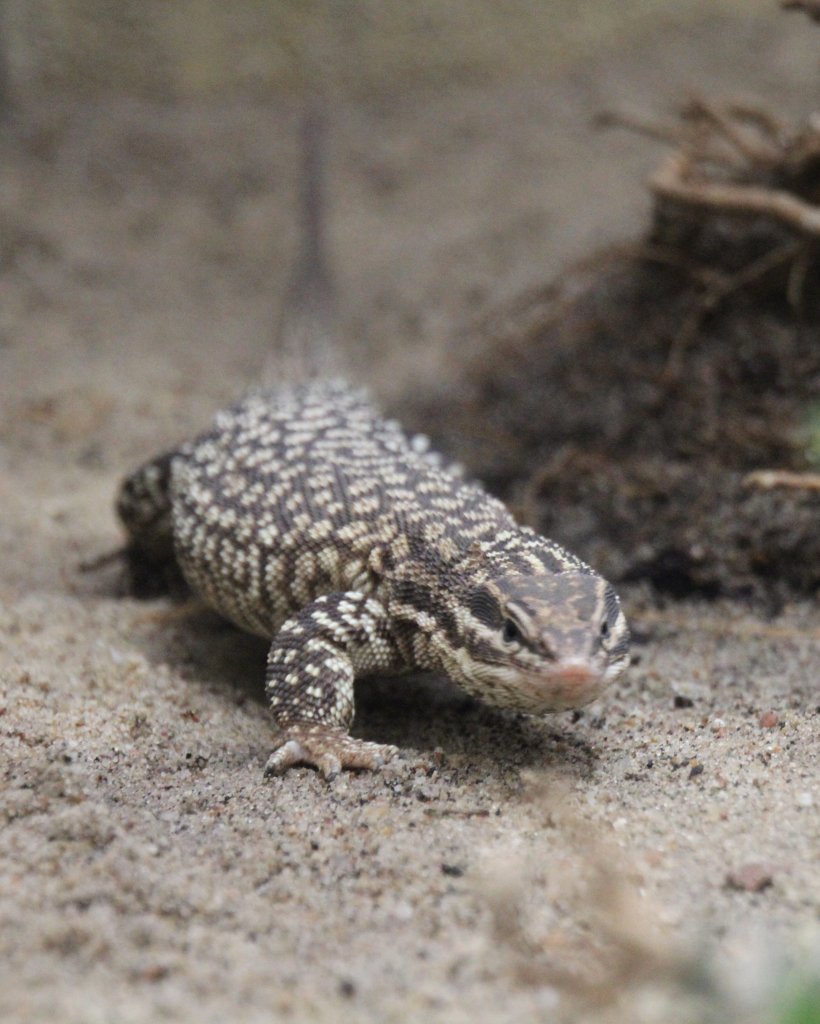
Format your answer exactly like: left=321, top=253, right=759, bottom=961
left=115, top=107, right=631, bottom=779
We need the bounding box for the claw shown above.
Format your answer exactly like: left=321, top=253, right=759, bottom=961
left=264, top=724, right=398, bottom=779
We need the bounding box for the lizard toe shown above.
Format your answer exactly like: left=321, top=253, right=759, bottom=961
left=264, top=725, right=397, bottom=779
left=264, top=738, right=311, bottom=776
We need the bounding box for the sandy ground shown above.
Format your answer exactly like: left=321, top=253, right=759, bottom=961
left=1, top=11, right=818, bottom=1024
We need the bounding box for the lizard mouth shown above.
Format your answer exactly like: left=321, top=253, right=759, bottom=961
left=524, top=662, right=609, bottom=712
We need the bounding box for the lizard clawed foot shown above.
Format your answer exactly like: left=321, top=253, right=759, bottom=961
left=264, top=724, right=398, bottom=780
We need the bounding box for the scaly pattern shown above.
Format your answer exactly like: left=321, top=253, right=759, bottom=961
left=117, top=378, right=630, bottom=777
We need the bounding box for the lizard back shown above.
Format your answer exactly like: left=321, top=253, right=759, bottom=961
left=170, top=377, right=518, bottom=639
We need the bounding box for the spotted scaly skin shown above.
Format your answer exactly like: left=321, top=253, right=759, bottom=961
left=117, top=378, right=630, bottom=777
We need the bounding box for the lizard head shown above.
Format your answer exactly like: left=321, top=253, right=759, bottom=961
left=453, top=570, right=630, bottom=714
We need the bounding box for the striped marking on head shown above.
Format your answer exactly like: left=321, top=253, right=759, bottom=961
left=449, top=569, right=630, bottom=714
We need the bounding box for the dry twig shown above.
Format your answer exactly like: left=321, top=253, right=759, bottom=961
left=682, top=95, right=783, bottom=167
left=593, top=107, right=681, bottom=145
left=744, top=469, right=820, bottom=492
left=650, top=151, right=820, bottom=236
left=479, top=777, right=687, bottom=1002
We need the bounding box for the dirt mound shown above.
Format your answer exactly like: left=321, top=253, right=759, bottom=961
left=417, top=100, right=820, bottom=601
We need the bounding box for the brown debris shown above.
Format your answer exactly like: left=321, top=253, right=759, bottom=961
left=413, top=95, right=820, bottom=601
left=725, top=864, right=775, bottom=893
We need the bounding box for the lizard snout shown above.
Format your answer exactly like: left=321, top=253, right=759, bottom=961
left=533, top=661, right=608, bottom=711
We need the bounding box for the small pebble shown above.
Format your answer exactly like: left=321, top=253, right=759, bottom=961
left=394, top=902, right=414, bottom=922
left=140, top=964, right=170, bottom=983
left=725, top=863, right=774, bottom=892
left=758, top=711, right=779, bottom=729
left=674, top=694, right=694, bottom=709
left=338, top=978, right=356, bottom=998
left=441, top=863, right=464, bottom=877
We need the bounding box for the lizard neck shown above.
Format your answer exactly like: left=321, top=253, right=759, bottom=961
left=373, top=530, right=509, bottom=677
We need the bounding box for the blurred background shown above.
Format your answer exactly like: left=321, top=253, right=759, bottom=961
left=1, top=0, right=816, bottom=592
left=0, top=0, right=790, bottom=103
left=1, top=0, right=814, bottom=423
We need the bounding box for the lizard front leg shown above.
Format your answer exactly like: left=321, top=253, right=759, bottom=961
left=264, top=591, right=405, bottom=779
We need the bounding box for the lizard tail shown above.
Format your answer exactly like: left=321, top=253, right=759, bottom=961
left=263, top=101, right=341, bottom=387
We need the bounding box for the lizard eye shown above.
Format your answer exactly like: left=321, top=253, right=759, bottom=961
left=502, top=618, right=522, bottom=645
left=600, top=620, right=610, bottom=639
